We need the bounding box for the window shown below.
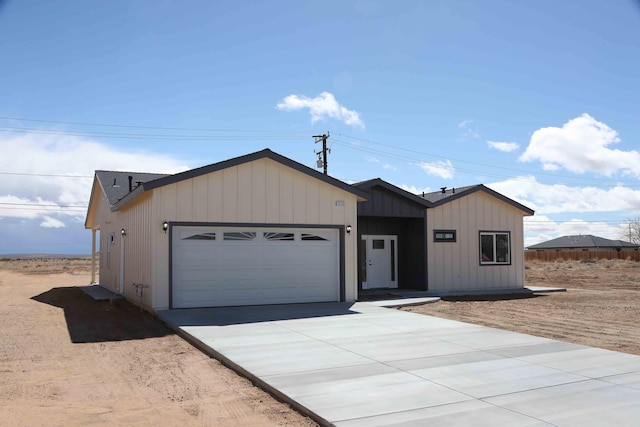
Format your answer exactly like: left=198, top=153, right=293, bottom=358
left=372, top=239, right=385, bottom=249
left=301, top=233, right=329, bottom=241
left=184, top=233, right=216, bottom=240
left=223, top=231, right=256, bottom=241
left=264, top=232, right=294, bottom=241
left=434, top=230, right=456, bottom=242
left=480, top=232, right=510, bottom=265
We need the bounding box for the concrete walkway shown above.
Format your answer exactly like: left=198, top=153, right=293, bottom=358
left=158, top=302, right=640, bottom=426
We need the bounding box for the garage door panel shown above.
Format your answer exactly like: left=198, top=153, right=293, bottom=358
left=172, top=226, right=340, bottom=308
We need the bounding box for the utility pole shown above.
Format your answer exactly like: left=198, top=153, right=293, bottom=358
left=313, top=132, right=330, bottom=175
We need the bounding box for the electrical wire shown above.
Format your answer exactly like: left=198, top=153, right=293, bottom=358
left=2, top=115, right=639, bottom=189
left=331, top=135, right=640, bottom=188
left=0, top=115, right=314, bottom=133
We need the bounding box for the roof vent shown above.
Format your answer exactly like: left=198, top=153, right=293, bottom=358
left=112, top=178, right=119, bottom=188
left=452, top=187, right=455, bottom=194
left=128, top=176, right=133, bottom=192
left=440, top=187, right=447, bottom=194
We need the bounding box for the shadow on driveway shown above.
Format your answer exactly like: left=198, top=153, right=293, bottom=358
left=32, top=287, right=173, bottom=343
left=158, top=302, right=361, bottom=327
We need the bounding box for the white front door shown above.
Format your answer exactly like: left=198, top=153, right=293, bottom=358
left=362, top=235, right=398, bottom=289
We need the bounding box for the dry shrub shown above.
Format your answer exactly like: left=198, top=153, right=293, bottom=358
left=554, top=256, right=565, bottom=263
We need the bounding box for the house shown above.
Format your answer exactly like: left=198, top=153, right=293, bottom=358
left=527, top=235, right=639, bottom=252
left=85, top=149, right=367, bottom=311
left=355, top=180, right=534, bottom=294
left=85, top=149, right=535, bottom=311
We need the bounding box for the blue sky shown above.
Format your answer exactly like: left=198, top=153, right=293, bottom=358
left=1, top=0, right=639, bottom=254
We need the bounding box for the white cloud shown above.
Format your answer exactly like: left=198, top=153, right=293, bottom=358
left=0, top=134, right=189, bottom=228
left=487, top=176, right=640, bottom=214
left=519, top=114, right=640, bottom=176
left=457, top=119, right=479, bottom=139
left=398, top=184, right=432, bottom=196
left=276, top=91, right=365, bottom=128
left=40, top=216, right=66, bottom=228
left=418, top=160, right=454, bottom=179
left=487, top=140, right=519, bottom=152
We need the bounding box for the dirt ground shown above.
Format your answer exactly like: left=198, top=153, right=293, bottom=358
left=3, top=257, right=640, bottom=426
left=402, top=258, right=640, bottom=356
left=0, top=258, right=317, bottom=427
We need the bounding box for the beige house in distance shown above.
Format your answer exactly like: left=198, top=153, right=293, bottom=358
left=86, top=149, right=534, bottom=312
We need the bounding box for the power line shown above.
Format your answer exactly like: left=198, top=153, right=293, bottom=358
left=0, top=171, right=93, bottom=178
left=0, top=206, right=86, bottom=212
left=0, top=127, right=310, bottom=141
left=0, top=115, right=314, bottom=133
left=331, top=136, right=640, bottom=188
left=0, top=202, right=88, bottom=209
left=2, top=115, right=639, bottom=188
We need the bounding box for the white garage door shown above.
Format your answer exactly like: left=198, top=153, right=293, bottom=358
left=171, top=225, right=340, bottom=308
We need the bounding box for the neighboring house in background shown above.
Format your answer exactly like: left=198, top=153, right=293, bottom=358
left=527, top=235, right=639, bottom=252
left=85, top=149, right=535, bottom=312
left=355, top=180, right=534, bottom=295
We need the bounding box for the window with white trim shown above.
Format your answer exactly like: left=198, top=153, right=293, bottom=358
left=480, top=232, right=510, bottom=265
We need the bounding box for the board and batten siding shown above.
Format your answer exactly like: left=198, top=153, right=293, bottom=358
left=116, top=192, right=154, bottom=308
left=89, top=180, right=155, bottom=309
left=426, top=191, right=526, bottom=292
left=150, top=157, right=359, bottom=310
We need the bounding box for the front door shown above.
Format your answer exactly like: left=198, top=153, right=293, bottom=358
left=362, top=235, right=398, bottom=289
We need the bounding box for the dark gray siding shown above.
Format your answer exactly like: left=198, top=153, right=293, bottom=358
left=358, top=186, right=426, bottom=218
left=357, top=217, right=427, bottom=291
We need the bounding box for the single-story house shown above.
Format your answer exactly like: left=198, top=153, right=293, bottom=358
left=85, top=149, right=367, bottom=310
left=355, top=180, right=534, bottom=294
left=85, top=149, right=535, bottom=312
left=527, top=235, right=639, bottom=252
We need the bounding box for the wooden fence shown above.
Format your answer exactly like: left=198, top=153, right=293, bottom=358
left=525, top=250, right=640, bottom=262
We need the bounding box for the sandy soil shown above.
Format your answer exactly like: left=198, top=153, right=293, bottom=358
left=0, top=258, right=317, bottom=427
left=402, top=258, right=640, bottom=356
left=3, top=257, right=640, bottom=426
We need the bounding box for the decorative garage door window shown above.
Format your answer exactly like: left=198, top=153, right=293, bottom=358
left=480, top=231, right=511, bottom=265
left=301, top=233, right=329, bottom=241
left=171, top=226, right=340, bottom=308
left=223, top=231, right=257, bottom=241
left=183, top=232, right=216, bottom=240
left=264, top=232, right=295, bottom=241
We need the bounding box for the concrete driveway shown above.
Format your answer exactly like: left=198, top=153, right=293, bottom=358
left=158, top=302, right=640, bottom=426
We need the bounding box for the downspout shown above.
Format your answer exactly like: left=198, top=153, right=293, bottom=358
left=119, top=229, right=125, bottom=295
left=91, top=229, right=97, bottom=284
left=424, top=210, right=429, bottom=291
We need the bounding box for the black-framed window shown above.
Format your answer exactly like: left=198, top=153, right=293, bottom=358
left=434, top=230, right=456, bottom=242
left=480, top=231, right=510, bottom=265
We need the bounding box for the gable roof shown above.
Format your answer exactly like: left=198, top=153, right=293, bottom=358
left=95, top=170, right=170, bottom=207
left=96, top=149, right=369, bottom=212
left=354, top=178, right=433, bottom=208
left=527, top=235, right=638, bottom=250
left=420, top=184, right=535, bottom=215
